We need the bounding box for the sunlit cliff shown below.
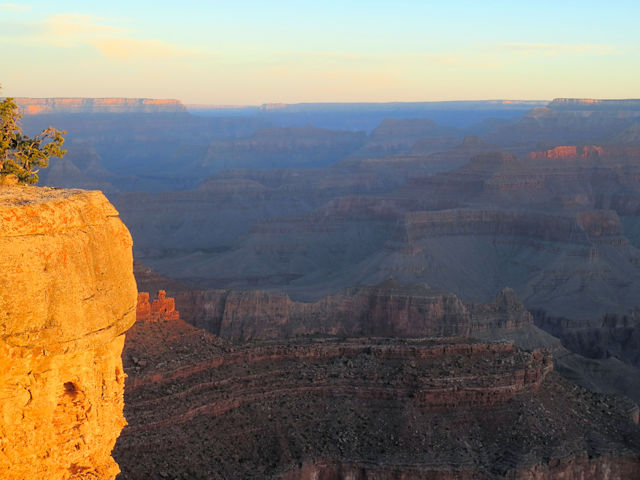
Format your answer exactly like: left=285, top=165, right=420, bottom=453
left=0, top=187, right=137, bottom=479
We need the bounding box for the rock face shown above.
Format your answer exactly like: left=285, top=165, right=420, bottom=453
left=173, top=282, right=533, bottom=342
left=14, top=97, right=187, bottom=114
left=0, top=186, right=137, bottom=479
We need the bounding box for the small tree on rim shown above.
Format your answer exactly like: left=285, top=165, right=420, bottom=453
left=0, top=86, right=66, bottom=185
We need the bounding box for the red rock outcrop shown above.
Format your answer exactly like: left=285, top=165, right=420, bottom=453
left=0, top=186, right=137, bottom=479
left=136, top=290, right=180, bottom=322
left=529, top=145, right=605, bottom=159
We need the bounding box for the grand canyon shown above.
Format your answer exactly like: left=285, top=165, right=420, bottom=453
left=1, top=93, right=639, bottom=478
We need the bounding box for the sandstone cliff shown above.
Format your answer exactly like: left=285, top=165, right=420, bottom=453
left=0, top=187, right=137, bottom=479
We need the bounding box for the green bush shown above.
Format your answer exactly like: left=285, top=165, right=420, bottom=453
left=0, top=87, right=66, bottom=185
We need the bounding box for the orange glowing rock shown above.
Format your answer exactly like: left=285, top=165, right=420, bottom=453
left=529, top=145, right=605, bottom=159
left=0, top=186, right=137, bottom=479
left=137, top=290, right=180, bottom=322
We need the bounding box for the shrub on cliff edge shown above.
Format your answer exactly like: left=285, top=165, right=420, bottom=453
left=0, top=87, right=66, bottom=185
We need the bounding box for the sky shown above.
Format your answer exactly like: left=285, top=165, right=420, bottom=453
left=1, top=0, right=639, bottom=104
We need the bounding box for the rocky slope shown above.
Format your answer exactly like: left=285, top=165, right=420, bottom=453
left=114, top=317, right=640, bottom=479
left=0, top=187, right=137, bottom=479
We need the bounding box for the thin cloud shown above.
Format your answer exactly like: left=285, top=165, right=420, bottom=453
left=498, top=43, right=614, bottom=56
left=45, top=13, right=125, bottom=37
left=414, top=53, right=502, bottom=69
left=0, top=3, right=31, bottom=12
left=308, top=52, right=369, bottom=61
left=90, top=37, right=203, bottom=60
left=37, top=13, right=206, bottom=61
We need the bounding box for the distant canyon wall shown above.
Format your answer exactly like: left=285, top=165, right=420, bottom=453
left=14, top=97, right=186, bottom=115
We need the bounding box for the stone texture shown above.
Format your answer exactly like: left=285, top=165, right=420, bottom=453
left=0, top=186, right=137, bottom=479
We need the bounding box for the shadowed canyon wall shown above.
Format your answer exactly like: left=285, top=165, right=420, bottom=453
left=170, top=282, right=533, bottom=342
left=0, top=187, right=137, bottom=479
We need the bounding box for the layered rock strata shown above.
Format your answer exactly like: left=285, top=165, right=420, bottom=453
left=169, top=281, right=532, bottom=342
left=0, top=187, right=137, bottom=479
left=115, top=319, right=640, bottom=479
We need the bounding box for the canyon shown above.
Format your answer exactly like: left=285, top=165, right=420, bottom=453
left=5, top=97, right=640, bottom=478
left=0, top=186, right=137, bottom=479
left=121, top=155, right=640, bottom=319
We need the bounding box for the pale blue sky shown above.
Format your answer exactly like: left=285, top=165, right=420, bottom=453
left=1, top=1, right=638, bottom=103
